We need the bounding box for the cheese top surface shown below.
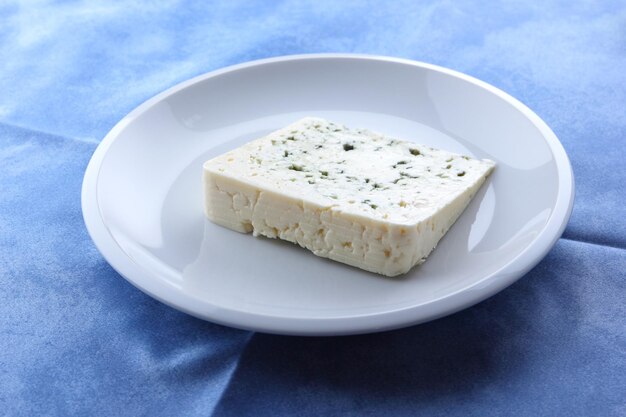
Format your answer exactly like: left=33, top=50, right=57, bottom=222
left=204, top=117, right=495, bottom=225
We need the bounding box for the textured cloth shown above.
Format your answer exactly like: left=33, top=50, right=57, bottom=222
left=1, top=1, right=625, bottom=416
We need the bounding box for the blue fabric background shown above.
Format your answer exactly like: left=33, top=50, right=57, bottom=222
left=1, top=1, right=624, bottom=415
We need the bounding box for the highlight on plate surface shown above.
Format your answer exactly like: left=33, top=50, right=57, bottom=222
left=203, top=117, right=495, bottom=277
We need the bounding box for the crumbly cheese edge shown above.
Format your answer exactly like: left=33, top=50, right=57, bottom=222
left=203, top=166, right=492, bottom=276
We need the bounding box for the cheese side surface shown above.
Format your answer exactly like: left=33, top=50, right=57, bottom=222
left=203, top=117, right=495, bottom=277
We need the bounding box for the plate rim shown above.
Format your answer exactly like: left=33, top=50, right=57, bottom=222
left=81, top=53, right=575, bottom=335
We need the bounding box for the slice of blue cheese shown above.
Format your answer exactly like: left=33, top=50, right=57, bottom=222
left=203, top=117, right=495, bottom=277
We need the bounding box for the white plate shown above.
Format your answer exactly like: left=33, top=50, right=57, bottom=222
left=82, top=54, right=574, bottom=335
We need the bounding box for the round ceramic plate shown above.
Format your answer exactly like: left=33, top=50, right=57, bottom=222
left=82, top=54, right=574, bottom=336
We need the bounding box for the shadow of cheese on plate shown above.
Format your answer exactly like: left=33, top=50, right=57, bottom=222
left=203, top=117, right=495, bottom=277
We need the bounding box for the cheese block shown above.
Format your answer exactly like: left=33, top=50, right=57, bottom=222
left=203, top=117, right=495, bottom=277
